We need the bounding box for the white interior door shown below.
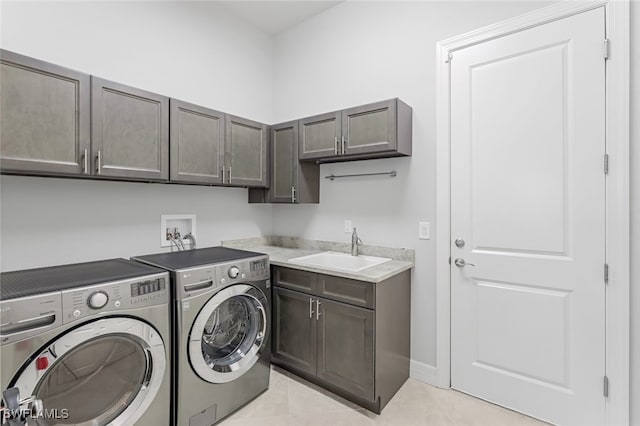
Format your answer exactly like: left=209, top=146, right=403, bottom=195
left=450, top=8, right=606, bottom=426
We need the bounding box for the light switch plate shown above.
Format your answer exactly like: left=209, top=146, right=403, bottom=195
left=418, top=222, right=430, bottom=240
left=344, top=219, right=352, bottom=233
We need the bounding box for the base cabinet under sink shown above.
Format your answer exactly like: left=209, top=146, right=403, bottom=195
left=271, top=266, right=411, bottom=413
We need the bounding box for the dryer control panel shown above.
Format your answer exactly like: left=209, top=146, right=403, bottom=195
left=176, top=255, right=269, bottom=300
left=61, top=272, right=169, bottom=324
left=220, top=256, right=269, bottom=284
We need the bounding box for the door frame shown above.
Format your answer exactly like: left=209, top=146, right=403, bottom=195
left=435, top=1, right=630, bottom=425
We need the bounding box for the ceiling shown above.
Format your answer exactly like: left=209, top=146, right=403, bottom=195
left=215, top=1, right=343, bottom=35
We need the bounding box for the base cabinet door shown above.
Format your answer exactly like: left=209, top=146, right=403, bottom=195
left=272, top=287, right=317, bottom=375
left=0, top=50, right=90, bottom=176
left=316, top=298, right=375, bottom=401
left=91, top=77, right=169, bottom=181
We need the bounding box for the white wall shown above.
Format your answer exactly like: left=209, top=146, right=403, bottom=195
left=271, top=1, right=551, bottom=373
left=1, top=2, right=637, bottom=419
left=629, top=0, right=639, bottom=422
left=0, top=1, right=274, bottom=271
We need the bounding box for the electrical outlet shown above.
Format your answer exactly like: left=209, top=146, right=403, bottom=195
left=418, top=222, right=430, bottom=240
left=344, top=220, right=352, bottom=233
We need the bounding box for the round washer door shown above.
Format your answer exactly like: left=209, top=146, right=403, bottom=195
left=189, top=284, right=268, bottom=384
left=13, top=317, right=166, bottom=426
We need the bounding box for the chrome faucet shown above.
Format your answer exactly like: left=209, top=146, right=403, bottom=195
left=351, top=227, right=363, bottom=256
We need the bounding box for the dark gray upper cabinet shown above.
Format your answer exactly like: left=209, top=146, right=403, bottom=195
left=342, top=99, right=399, bottom=155
left=270, top=121, right=297, bottom=202
left=299, top=98, right=412, bottom=163
left=0, top=50, right=90, bottom=176
left=249, top=121, right=319, bottom=204
left=298, top=111, right=341, bottom=160
left=91, top=77, right=169, bottom=181
left=225, top=115, right=268, bottom=187
left=170, top=99, right=224, bottom=185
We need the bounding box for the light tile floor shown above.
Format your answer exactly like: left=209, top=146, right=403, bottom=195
left=219, top=366, right=549, bottom=426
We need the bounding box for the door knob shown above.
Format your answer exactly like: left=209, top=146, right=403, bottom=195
left=455, top=238, right=465, bottom=248
left=454, top=258, right=475, bottom=267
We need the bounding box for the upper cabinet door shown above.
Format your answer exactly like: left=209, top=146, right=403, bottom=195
left=270, top=121, right=297, bottom=203
left=91, top=77, right=169, bottom=181
left=225, top=115, right=268, bottom=188
left=170, top=99, right=224, bottom=185
left=341, top=99, right=397, bottom=156
left=298, top=111, right=341, bottom=160
left=0, top=50, right=90, bottom=176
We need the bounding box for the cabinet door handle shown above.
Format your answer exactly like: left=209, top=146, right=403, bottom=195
left=96, top=150, right=102, bottom=175
left=309, top=297, right=314, bottom=318
left=82, top=148, right=88, bottom=174
left=334, top=137, right=339, bottom=154
left=341, top=136, right=346, bottom=155
left=228, top=167, right=232, bottom=184
left=316, top=299, right=321, bottom=320
left=291, top=186, right=296, bottom=203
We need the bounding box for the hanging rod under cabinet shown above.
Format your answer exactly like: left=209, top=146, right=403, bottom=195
left=325, top=171, right=397, bottom=181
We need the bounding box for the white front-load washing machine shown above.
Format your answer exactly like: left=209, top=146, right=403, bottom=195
left=132, top=247, right=271, bottom=426
left=0, top=259, right=171, bottom=426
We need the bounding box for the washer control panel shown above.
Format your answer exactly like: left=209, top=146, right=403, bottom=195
left=61, top=272, right=169, bottom=324
left=130, top=278, right=166, bottom=297
left=0, top=292, right=63, bottom=345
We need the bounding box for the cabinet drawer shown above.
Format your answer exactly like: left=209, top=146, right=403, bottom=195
left=273, top=267, right=317, bottom=293
left=318, top=274, right=374, bottom=309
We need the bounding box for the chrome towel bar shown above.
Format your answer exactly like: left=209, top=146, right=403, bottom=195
left=324, top=171, right=397, bottom=181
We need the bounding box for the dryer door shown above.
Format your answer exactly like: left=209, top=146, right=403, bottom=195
left=189, top=284, right=268, bottom=383
left=12, top=317, right=166, bottom=426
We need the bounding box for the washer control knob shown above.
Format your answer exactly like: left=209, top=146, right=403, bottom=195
left=114, top=301, right=121, bottom=308
left=88, top=291, right=109, bottom=309
left=73, top=309, right=81, bottom=318
left=228, top=266, right=240, bottom=279
left=241, top=273, right=246, bottom=279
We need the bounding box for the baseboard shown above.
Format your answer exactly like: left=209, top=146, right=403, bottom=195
left=409, top=360, right=439, bottom=387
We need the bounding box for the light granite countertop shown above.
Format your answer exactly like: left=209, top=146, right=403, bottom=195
left=222, top=237, right=414, bottom=283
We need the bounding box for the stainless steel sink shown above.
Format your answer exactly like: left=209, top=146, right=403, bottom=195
left=288, top=251, right=391, bottom=272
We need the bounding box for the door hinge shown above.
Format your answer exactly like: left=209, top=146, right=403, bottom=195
left=604, top=264, right=609, bottom=284
left=603, top=375, right=609, bottom=397
left=604, top=154, right=609, bottom=174
left=603, top=39, right=610, bottom=60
